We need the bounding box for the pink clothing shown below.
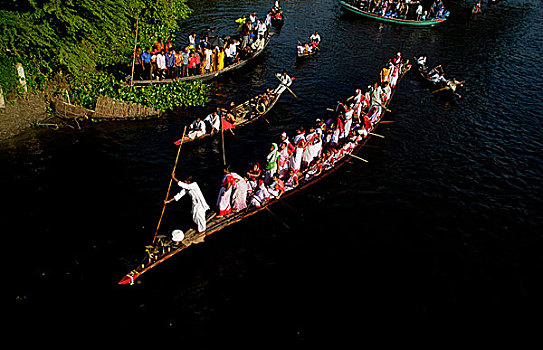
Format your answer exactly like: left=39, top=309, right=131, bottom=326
left=231, top=172, right=248, bottom=212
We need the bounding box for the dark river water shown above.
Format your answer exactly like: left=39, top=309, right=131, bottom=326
left=5, top=0, right=543, bottom=347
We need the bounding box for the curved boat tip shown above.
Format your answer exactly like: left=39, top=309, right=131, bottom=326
left=118, top=272, right=138, bottom=285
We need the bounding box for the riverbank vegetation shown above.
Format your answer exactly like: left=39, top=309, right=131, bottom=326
left=0, top=0, right=209, bottom=112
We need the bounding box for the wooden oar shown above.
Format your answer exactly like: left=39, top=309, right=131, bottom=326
left=277, top=197, right=302, bottom=216
left=431, top=85, right=451, bottom=94
left=379, top=103, right=392, bottom=113
left=275, top=74, right=297, bottom=98
left=152, top=125, right=187, bottom=245
left=347, top=153, right=369, bottom=163
left=265, top=206, right=290, bottom=230
left=369, top=132, right=385, bottom=138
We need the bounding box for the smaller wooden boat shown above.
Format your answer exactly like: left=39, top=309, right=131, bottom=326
left=176, top=83, right=287, bottom=144
left=271, top=16, right=284, bottom=28
left=472, top=1, right=482, bottom=14
left=296, top=42, right=319, bottom=59
left=270, top=5, right=284, bottom=28
left=415, top=58, right=463, bottom=98
left=338, top=0, right=448, bottom=26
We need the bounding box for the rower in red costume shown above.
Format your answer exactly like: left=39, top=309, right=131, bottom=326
left=216, top=168, right=236, bottom=216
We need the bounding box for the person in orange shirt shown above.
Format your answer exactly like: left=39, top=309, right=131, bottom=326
left=164, top=39, right=173, bottom=52
left=154, top=37, right=165, bottom=52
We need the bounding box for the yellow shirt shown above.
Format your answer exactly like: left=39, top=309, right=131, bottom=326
left=380, top=67, right=391, bottom=82
left=217, top=51, right=225, bottom=70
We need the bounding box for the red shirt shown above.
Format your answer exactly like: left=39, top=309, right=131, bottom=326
left=188, top=56, right=198, bottom=68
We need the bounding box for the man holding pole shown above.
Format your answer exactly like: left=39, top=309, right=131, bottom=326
left=165, top=173, right=210, bottom=234
left=274, top=71, right=292, bottom=95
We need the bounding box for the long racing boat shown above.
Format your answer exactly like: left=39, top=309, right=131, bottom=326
left=118, top=58, right=411, bottom=285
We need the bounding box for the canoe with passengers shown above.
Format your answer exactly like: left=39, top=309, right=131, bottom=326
left=415, top=57, right=464, bottom=98
left=134, top=34, right=273, bottom=86
left=338, top=0, right=448, bottom=26
left=176, top=82, right=288, bottom=145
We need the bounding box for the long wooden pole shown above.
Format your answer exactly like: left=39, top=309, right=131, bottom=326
left=221, top=116, right=227, bottom=167
left=152, top=125, right=187, bottom=244
left=130, top=18, right=139, bottom=91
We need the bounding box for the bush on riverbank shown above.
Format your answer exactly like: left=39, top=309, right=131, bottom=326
left=70, top=73, right=210, bottom=112
left=0, top=0, right=207, bottom=112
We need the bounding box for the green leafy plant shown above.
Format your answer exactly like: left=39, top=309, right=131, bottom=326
left=0, top=0, right=192, bottom=101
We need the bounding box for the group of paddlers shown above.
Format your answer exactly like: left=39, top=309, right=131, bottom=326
left=347, top=0, right=449, bottom=20
left=165, top=53, right=409, bottom=236
left=417, top=55, right=464, bottom=93
left=131, top=9, right=273, bottom=81
left=297, top=32, right=321, bottom=56
left=271, top=1, right=284, bottom=22
left=184, top=85, right=282, bottom=140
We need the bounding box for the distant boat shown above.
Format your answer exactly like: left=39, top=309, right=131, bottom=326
left=271, top=14, right=284, bottom=28
left=134, top=34, right=272, bottom=86
left=338, top=0, right=448, bottom=27
left=415, top=58, right=464, bottom=98
left=175, top=83, right=287, bottom=145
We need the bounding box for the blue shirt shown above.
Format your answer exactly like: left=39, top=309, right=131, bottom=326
left=141, top=51, right=152, bottom=63
left=165, top=52, right=175, bottom=67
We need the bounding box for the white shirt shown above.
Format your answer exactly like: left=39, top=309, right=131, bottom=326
left=279, top=74, right=292, bottom=87
left=156, top=53, right=166, bottom=69
left=174, top=181, right=210, bottom=210
left=227, top=43, right=237, bottom=57
left=257, top=22, right=267, bottom=36
left=204, top=113, right=220, bottom=131
left=191, top=120, right=206, bottom=133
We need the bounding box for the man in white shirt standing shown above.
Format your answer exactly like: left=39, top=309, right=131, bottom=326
left=165, top=174, right=210, bottom=234
left=274, top=71, right=292, bottom=94
left=309, top=31, right=321, bottom=44
left=156, top=50, right=167, bottom=80
left=204, top=111, right=221, bottom=135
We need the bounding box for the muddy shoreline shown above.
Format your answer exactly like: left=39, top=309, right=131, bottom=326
left=0, top=93, right=48, bottom=141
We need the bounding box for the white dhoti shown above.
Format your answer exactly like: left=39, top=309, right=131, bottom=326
left=174, top=181, right=210, bottom=233
left=250, top=184, right=270, bottom=207
left=344, top=118, right=353, bottom=138
left=302, top=146, right=313, bottom=166
left=289, top=147, right=303, bottom=172
left=187, top=129, right=205, bottom=139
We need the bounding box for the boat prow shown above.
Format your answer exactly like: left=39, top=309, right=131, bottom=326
left=118, top=273, right=136, bottom=285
